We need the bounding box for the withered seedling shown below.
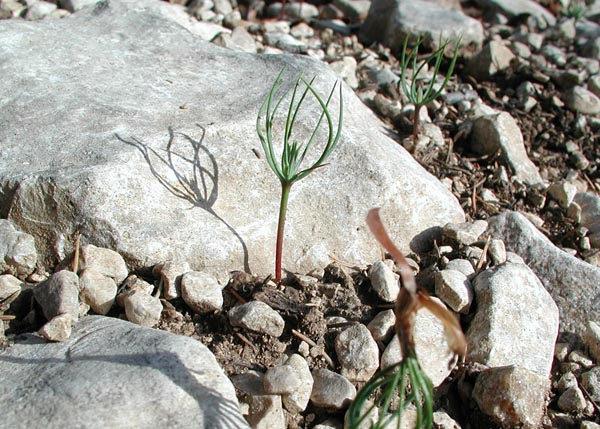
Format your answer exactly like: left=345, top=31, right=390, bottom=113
left=346, top=208, right=466, bottom=429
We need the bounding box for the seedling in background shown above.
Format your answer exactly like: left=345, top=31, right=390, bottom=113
left=346, top=208, right=466, bottom=429
left=256, top=68, right=343, bottom=281
left=399, top=35, right=461, bottom=148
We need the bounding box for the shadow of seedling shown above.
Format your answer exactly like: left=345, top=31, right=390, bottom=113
left=0, top=351, right=247, bottom=429
left=116, top=126, right=250, bottom=273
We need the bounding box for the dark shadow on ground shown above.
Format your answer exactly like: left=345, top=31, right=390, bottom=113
left=116, top=125, right=251, bottom=273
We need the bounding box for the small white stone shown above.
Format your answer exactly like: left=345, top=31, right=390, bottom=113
left=445, top=259, right=475, bottom=278
left=435, top=269, right=473, bottom=314
left=367, top=309, right=395, bottom=343
left=152, top=260, right=190, bottom=300
left=554, top=342, right=571, bottom=362
left=547, top=181, right=578, bottom=208
left=264, top=365, right=301, bottom=394
left=228, top=301, right=285, bottom=337
left=79, top=268, right=117, bottom=315
left=282, top=354, right=313, bottom=413
left=117, top=275, right=154, bottom=307
left=584, top=320, right=600, bottom=363
left=433, top=410, right=462, bottom=429
left=248, top=394, right=285, bottom=429
left=335, top=324, right=379, bottom=382
left=310, top=368, right=356, bottom=409
left=369, top=260, right=399, bottom=302
left=488, top=239, right=507, bottom=265
left=79, top=245, right=128, bottom=284
left=555, top=372, right=578, bottom=392
left=569, top=350, right=594, bottom=368
left=582, top=421, right=600, bottom=429
left=123, top=290, right=163, bottom=327
left=180, top=271, right=223, bottom=314
left=0, top=274, right=22, bottom=303
left=443, top=220, right=488, bottom=245
left=39, top=313, right=73, bottom=342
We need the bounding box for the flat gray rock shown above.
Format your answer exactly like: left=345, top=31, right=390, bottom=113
left=0, top=316, right=248, bottom=428
left=486, top=211, right=600, bottom=336
left=477, top=0, right=556, bottom=26
left=0, top=0, right=464, bottom=282
left=360, top=0, right=484, bottom=57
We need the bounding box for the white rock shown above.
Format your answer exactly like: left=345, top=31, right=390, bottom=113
left=282, top=354, right=313, bottom=413
left=465, top=40, right=516, bottom=80
left=152, top=260, right=190, bottom=300
left=444, top=259, right=475, bottom=278
left=0, top=274, right=22, bottom=304
left=581, top=367, right=600, bottom=402
left=435, top=269, right=473, bottom=314
left=473, top=365, right=549, bottom=428
left=381, top=298, right=457, bottom=387
left=39, top=313, right=73, bottom=342
left=470, top=112, right=544, bottom=186
left=248, top=394, right=285, bottom=429
left=117, top=275, right=154, bottom=307
left=563, top=86, right=600, bottom=115
left=584, top=321, right=600, bottom=363
left=1, top=316, right=248, bottom=428
left=335, top=324, right=379, bottom=382
left=180, top=271, right=222, bottom=314
left=433, top=410, right=461, bottom=429
left=547, top=181, right=578, bottom=208
left=123, top=289, right=163, bottom=327
left=467, top=263, right=558, bottom=377
left=0, top=220, right=37, bottom=279
left=554, top=342, right=570, bottom=362
left=25, top=0, right=57, bottom=20
left=329, top=56, right=359, bottom=89
left=310, top=368, right=356, bottom=409
left=79, top=268, right=117, bottom=315
left=568, top=350, right=594, bottom=368
left=79, top=245, right=128, bottom=285
left=33, top=270, right=80, bottom=321
left=228, top=301, right=285, bottom=337
left=367, top=309, right=395, bottom=343
left=283, top=1, right=318, bottom=21
left=443, top=220, right=488, bottom=246
left=488, top=239, right=506, bottom=265
left=486, top=211, right=600, bottom=336
left=369, top=260, right=399, bottom=302
left=264, top=365, right=301, bottom=394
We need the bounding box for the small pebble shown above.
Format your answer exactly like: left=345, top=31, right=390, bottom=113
left=123, top=289, right=163, bottom=327
left=152, top=260, right=190, bottom=300
left=335, top=324, right=379, bottom=382
left=180, top=271, right=223, bottom=313
left=79, top=244, right=128, bottom=284
left=443, top=220, right=488, bottom=246
left=444, top=259, right=475, bottom=278
left=369, top=260, right=399, bottom=302
left=584, top=320, right=600, bottom=363
left=557, top=386, right=587, bottom=412
left=581, top=367, right=600, bottom=402
left=228, top=301, right=285, bottom=337
left=79, top=268, right=117, bottom=315
left=264, top=365, right=301, bottom=395
left=282, top=354, right=313, bottom=413
left=569, top=350, right=594, bottom=368
left=367, top=309, right=395, bottom=343
left=310, top=368, right=356, bottom=409
left=555, top=372, right=578, bottom=392
left=554, top=342, right=571, bottom=362
left=39, top=313, right=73, bottom=342
left=488, top=239, right=507, bottom=265
left=434, top=269, right=473, bottom=314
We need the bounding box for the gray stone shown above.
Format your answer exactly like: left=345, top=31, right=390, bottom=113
left=465, top=40, right=516, bottom=81
left=228, top=301, right=284, bottom=337
left=310, top=368, right=356, bottom=409
left=477, top=0, right=556, bottom=26
left=152, top=260, right=190, bottom=300
left=116, top=275, right=154, bottom=307
left=335, top=323, right=379, bottom=382
left=467, top=263, right=558, bottom=377
left=248, top=394, right=285, bottom=429
left=39, top=313, right=73, bottom=342
left=486, top=211, right=600, bottom=336
left=180, top=271, right=222, bottom=314
left=555, top=372, right=577, bottom=392
left=282, top=1, right=319, bottom=21
left=281, top=354, right=313, bottom=413
left=79, top=245, right=128, bottom=285
left=264, top=365, right=301, bottom=394
left=25, top=0, right=57, bottom=20
left=445, top=258, right=475, bottom=277
left=369, top=260, right=399, bottom=302
left=557, top=386, right=587, bottom=412
left=212, top=27, right=257, bottom=54
left=582, top=422, right=600, bottom=429
left=290, top=22, right=314, bottom=39
left=433, top=411, right=462, bottom=429
left=584, top=321, right=600, bottom=363
left=123, top=289, right=163, bottom=327
left=79, top=268, right=117, bottom=315
left=0, top=316, right=247, bottom=428
left=568, top=350, right=594, bottom=368
left=563, top=86, right=600, bottom=115
left=33, top=270, right=80, bottom=321
left=360, top=0, right=483, bottom=58
left=554, top=342, right=570, bottom=362
left=212, top=0, right=231, bottom=15
left=473, top=365, right=549, bottom=428
left=443, top=220, right=488, bottom=246
left=0, top=274, right=22, bottom=305
left=573, top=192, right=600, bottom=248
left=0, top=0, right=464, bottom=282
left=581, top=367, right=600, bottom=402
left=590, top=75, right=600, bottom=98
left=329, top=56, right=359, bottom=89
left=262, top=32, right=308, bottom=54
left=333, top=0, right=371, bottom=22
left=0, top=220, right=37, bottom=279
left=470, top=112, right=544, bottom=186
left=367, top=309, right=395, bottom=343
left=547, top=181, right=578, bottom=208
left=381, top=297, right=457, bottom=387
left=435, top=269, right=473, bottom=313
left=488, top=239, right=506, bottom=265
left=58, top=0, right=98, bottom=12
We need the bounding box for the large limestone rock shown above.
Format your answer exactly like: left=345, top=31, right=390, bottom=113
left=0, top=0, right=464, bottom=281
left=360, top=0, right=484, bottom=58
left=0, top=316, right=248, bottom=428
left=486, top=211, right=600, bottom=337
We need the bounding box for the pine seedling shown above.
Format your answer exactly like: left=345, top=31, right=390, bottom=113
left=346, top=208, right=466, bottom=429
left=399, top=35, right=461, bottom=148
left=256, top=68, right=343, bottom=281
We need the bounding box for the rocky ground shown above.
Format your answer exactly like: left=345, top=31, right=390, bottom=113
left=2, top=0, right=600, bottom=428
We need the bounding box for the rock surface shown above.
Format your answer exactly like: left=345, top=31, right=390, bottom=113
left=0, top=219, right=37, bottom=279
left=228, top=301, right=285, bottom=337
left=0, top=316, right=248, bottom=428
left=0, top=0, right=464, bottom=281
left=486, top=211, right=600, bottom=336
left=334, top=323, right=379, bottom=382
left=467, top=262, right=559, bottom=377
left=33, top=270, right=80, bottom=321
